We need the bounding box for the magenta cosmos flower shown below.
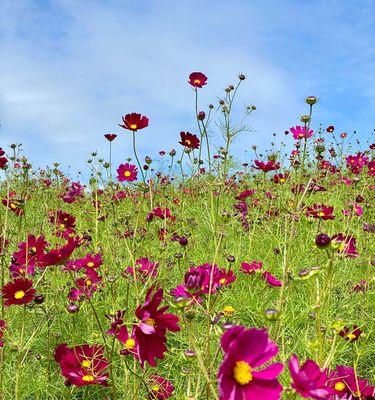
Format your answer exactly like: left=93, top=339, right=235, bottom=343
left=54, top=343, right=109, bottom=386
left=240, top=261, right=263, bottom=275
left=188, top=72, right=207, bottom=88
left=119, top=113, right=149, bottom=132
left=306, top=204, right=335, bottom=220
left=116, top=163, right=138, bottom=182
left=288, top=354, right=332, bottom=399
left=331, top=233, right=359, bottom=258
left=218, top=325, right=283, bottom=400
left=134, top=287, right=180, bottom=367
left=290, top=125, right=314, bottom=140
left=148, top=375, right=174, bottom=399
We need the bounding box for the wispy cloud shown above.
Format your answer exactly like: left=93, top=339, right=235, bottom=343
left=1, top=0, right=374, bottom=173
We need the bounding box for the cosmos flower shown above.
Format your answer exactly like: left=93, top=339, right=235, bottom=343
left=273, top=173, right=290, bottom=184
left=54, top=343, right=109, bottom=386
left=240, top=261, right=263, bottom=275
left=116, top=163, right=138, bottom=182
left=328, top=366, right=375, bottom=399
left=134, top=287, right=180, bottom=367
left=326, top=125, right=335, bottom=133
left=218, top=325, right=283, bottom=400
left=104, top=133, right=117, bottom=141
left=147, top=207, right=176, bottom=222
left=290, top=125, right=314, bottom=140
left=288, top=354, right=331, bottom=399
left=65, top=253, right=103, bottom=272
left=331, top=234, right=359, bottom=258
left=48, top=210, right=76, bottom=238
left=61, top=182, right=85, bottom=204
left=253, top=160, right=280, bottom=172
left=367, top=161, right=375, bottom=176
left=119, top=113, right=149, bottom=132
left=149, top=375, right=174, bottom=399
left=179, top=131, right=200, bottom=149
left=2, top=191, right=24, bottom=216
left=125, top=257, right=159, bottom=281
left=40, top=236, right=81, bottom=267
left=346, top=153, right=368, bottom=174
left=262, top=271, right=282, bottom=287
left=235, top=189, right=255, bottom=200
left=306, top=204, right=335, bottom=220
left=2, top=277, right=36, bottom=306
left=188, top=72, right=208, bottom=88
left=339, top=325, right=362, bottom=343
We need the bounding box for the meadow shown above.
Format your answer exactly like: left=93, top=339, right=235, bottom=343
left=0, top=72, right=374, bottom=400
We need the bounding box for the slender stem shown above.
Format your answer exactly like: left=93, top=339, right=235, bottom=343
left=132, top=132, right=146, bottom=185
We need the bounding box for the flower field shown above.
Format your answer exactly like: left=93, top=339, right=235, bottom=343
left=0, top=73, right=374, bottom=400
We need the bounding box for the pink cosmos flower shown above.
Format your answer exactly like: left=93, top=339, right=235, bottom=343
left=262, top=271, right=282, bottom=287
left=116, top=163, right=138, bottom=182
left=188, top=72, right=208, bottom=88
left=149, top=375, right=174, bottom=399
left=289, top=354, right=332, bottom=399
left=290, top=125, right=314, bottom=140
left=331, top=234, right=359, bottom=258
left=218, top=325, right=283, bottom=400
left=240, top=261, right=263, bottom=275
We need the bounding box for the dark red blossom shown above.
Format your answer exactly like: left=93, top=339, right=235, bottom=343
left=119, top=113, right=149, bottom=132
left=179, top=131, right=200, bottom=149
left=339, top=325, right=362, bottom=342
left=134, top=287, right=180, bottom=367
left=2, top=277, right=36, bottom=306
left=104, top=133, right=117, bottom=141
left=306, top=204, right=335, bottom=220
left=188, top=72, right=207, bottom=88
left=253, top=160, right=280, bottom=172
left=54, top=343, right=109, bottom=386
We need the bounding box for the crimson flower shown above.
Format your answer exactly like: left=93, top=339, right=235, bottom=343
left=289, top=354, right=331, bottom=399
left=149, top=375, right=174, bottom=399
left=218, top=325, right=283, bottom=400
left=48, top=210, right=76, bottom=238
left=326, top=125, right=335, bottom=133
left=119, top=113, right=149, bottom=132
left=306, top=204, right=335, bottom=220
left=179, top=131, right=200, bottom=149
left=116, top=163, right=138, bottom=182
left=2, top=191, right=24, bottom=216
left=188, top=72, right=207, bottom=88
left=339, top=325, right=362, bottom=343
left=2, top=278, right=36, bottom=306
left=134, top=287, right=180, bottom=367
left=54, top=343, right=109, bottom=386
left=104, top=133, right=117, bottom=141
left=253, top=160, right=280, bottom=172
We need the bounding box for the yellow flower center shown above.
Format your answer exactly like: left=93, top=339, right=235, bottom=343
left=223, top=306, right=235, bottom=316
left=14, top=290, right=25, bottom=299
left=130, top=124, right=138, bottom=130
left=10, top=203, right=16, bottom=209
left=125, top=338, right=136, bottom=350
left=298, top=133, right=304, bottom=138
left=280, top=178, right=285, bottom=183
left=87, top=262, right=95, bottom=268
left=194, top=79, right=201, bottom=84
left=346, top=333, right=356, bottom=341
left=86, top=280, right=92, bottom=286
left=81, top=360, right=91, bottom=368
left=219, top=278, right=226, bottom=285
left=151, top=385, right=160, bottom=392
left=82, top=374, right=94, bottom=382
left=233, top=361, right=253, bottom=385
left=59, top=223, right=65, bottom=229
left=124, top=170, right=131, bottom=177
left=317, top=211, right=325, bottom=217
left=334, top=381, right=345, bottom=391
left=145, top=318, right=155, bottom=327
left=185, top=139, right=191, bottom=145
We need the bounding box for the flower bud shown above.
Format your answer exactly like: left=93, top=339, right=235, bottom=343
left=264, top=308, right=280, bottom=321
left=305, top=96, right=318, bottom=105
left=300, top=115, right=311, bottom=123
left=315, top=233, right=331, bottom=248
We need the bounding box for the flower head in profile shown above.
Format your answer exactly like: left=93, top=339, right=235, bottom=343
left=240, top=260, right=263, bottom=275
left=339, top=325, right=362, bottom=343
left=288, top=354, right=331, bottom=399
left=188, top=72, right=207, bottom=88
left=104, top=133, right=117, bottom=141
left=218, top=325, right=283, bottom=400
left=119, top=113, right=149, bottom=132
left=116, top=163, right=138, bottom=182
left=290, top=125, right=314, bottom=140
left=253, top=160, right=280, bottom=172
left=54, top=343, right=109, bottom=386
left=2, top=277, right=36, bottom=306
left=179, top=131, right=200, bottom=149
left=331, top=233, right=359, bottom=258
left=262, top=271, right=283, bottom=287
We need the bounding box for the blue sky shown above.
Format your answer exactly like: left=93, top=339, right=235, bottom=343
left=0, top=0, right=374, bottom=175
